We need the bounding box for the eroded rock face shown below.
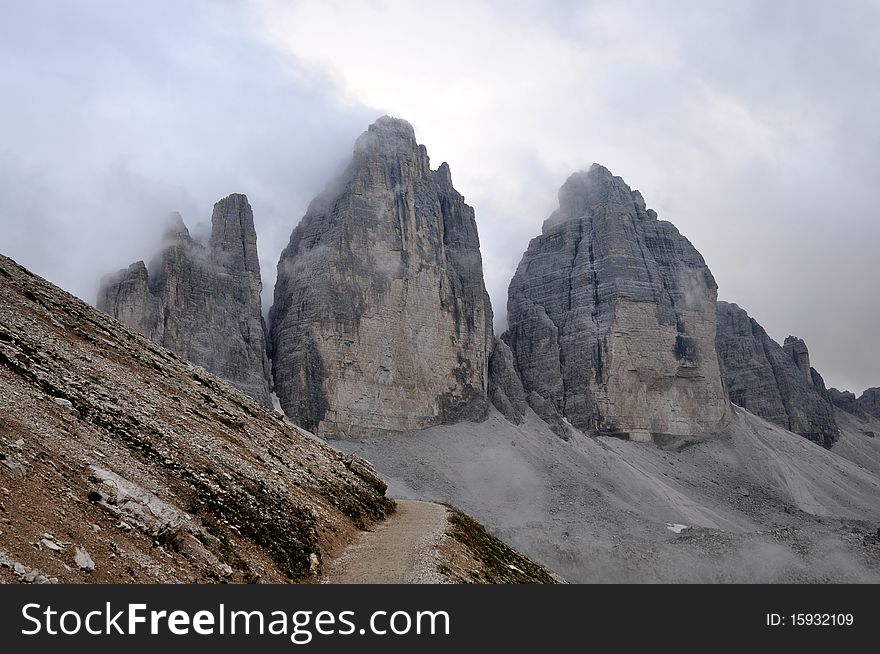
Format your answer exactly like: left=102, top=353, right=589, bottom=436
left=857, top=388, right=880, bottom=419
left=97, top=195, right=272, bottom=406
left=784, top=336, right=812, bottom=383
left=505, top=164, right=727, bottom=440
left=269, top=116, right=493, bottom=437
left=829, top=388, right=863, bottom=416
left=830, top=386, right=880, bottom=420
left=715, top=301, right=838, bottom=448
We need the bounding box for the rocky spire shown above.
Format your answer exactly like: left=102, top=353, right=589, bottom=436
left=783, top=336, right=812, bottom=383
left=97, top=194, right=272, bottom=406
left=269, top=116, right=494, bottom=437
left=504, top=164, right=728, bottom=441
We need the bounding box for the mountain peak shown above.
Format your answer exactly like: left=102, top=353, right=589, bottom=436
left=162, top=211, right=190, bottom=243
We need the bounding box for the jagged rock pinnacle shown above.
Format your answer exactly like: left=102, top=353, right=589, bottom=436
left=269, top=117, right=493, bottom=437
left=504, top=164, right=727, bottom=440
left=97, top=194, right=272, bottom=406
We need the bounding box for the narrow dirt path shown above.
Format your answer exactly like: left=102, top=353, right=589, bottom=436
left=322, top=500, right=448, bottom=584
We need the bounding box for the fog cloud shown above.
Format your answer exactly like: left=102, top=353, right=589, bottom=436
left=0, top=0, right=373, bottom=312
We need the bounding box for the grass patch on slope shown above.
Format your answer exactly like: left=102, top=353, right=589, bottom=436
left=445, top=507, right=559, bottom=584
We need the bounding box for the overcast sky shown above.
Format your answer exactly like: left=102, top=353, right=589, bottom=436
left=1, top=0, right=878, bottom=393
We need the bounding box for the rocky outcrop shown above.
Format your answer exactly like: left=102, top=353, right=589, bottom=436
left=783, top=336, right=812, bottom=383
left=97, top=195, right=272, bottom=406
left=828, top=388, right=864, bottom=416
left=504, top=164, right=727, bottom=441
left=715, top=301, right=839, bottom=448
left=488, top=338, right=529, bottom=425
left=829, top=386, right=880, bottom=421
left=857, top=388, right=880, bottom=419
left=269, top=117, right=494, bottom=437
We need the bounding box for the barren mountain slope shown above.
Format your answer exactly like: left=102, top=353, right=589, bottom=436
left=0, top=254, right=394, bottom=584
left=333, top=407, right=880, bottom=583
left=832, top=409, right=880, bottom=477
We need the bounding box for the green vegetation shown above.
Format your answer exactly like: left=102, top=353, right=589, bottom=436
left=445, top=506, right=558, bottom=584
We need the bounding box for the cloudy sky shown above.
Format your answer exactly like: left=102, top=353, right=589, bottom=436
left=1, top=0, right=878, bottom=393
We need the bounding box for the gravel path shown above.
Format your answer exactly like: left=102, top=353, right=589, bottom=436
left=322, top=500, right=448, bottom=584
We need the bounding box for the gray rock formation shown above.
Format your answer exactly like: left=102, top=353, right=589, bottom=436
left=828, top=388, right=864, bottom=416
left=269, top=116, right=494, bottom=437
left=829, top=386, right=880, bottom=420
left=715, top=301, right=838, bottom=447
left=488, top=338, right=529, bottom=425
left=783, top=336, right=812, bottom=383
left=97, top=194, right=272, bottom=406
left=857, top=388, right=880, bottom=419
left=504, top=164, right=728, bottom=441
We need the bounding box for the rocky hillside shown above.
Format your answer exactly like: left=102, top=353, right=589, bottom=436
left=715, top=301, right=839, bottom=448
left=1, top=253, right=394, bottom=583
left=269, top=117, right=494, bottom=437
left=504, top=164, right=727, bottom=441
left=97, top=194, right=272, bottom=406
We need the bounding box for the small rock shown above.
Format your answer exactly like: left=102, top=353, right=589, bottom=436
left=117, top=521, right=132, bottom=532
left=41, top=538, right=64, bottom=552
left=309, top=552, right=320, bottom=575
left=34, top=575, right=50, bottom=584
left=13, top=562, right=27, bottom=576
left=218, top=563, right=233, bottom=578
left=53, top=398, right=79, bottom=415
left=23, top=570, right=38, bottom=583
left=738, top=487, right=751, bottom=497
left=13, top=439, right=24, bottom=450
left=91, top=524, right=101, bottom=532
left=1, top=459, right=25, bottom=478
left=74, top=547, right=95, bottom=571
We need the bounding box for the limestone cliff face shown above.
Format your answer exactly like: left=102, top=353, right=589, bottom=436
left=97, top=195, right=272, bottom=406
left=504, top=164, right=727, bottom=440
left=783, top=336, right=813, bottom=383
left=715, top=301, right=838, bottom=448
left=829, top=386, right=880, bottom=421
left=856, top=388, right=880, bottom=419
left=269, top=117, right=493, bottom=437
